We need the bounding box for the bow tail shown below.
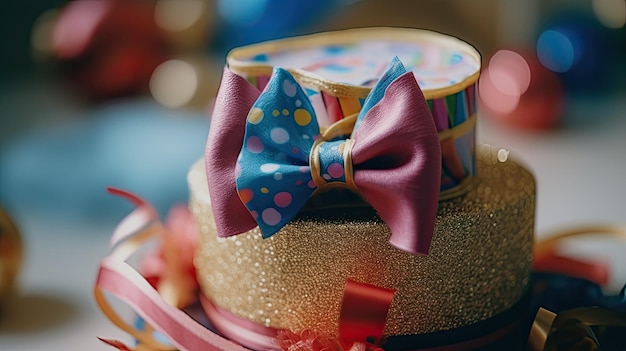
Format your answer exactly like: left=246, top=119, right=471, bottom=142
left=205, top=68, right=261, bottom=237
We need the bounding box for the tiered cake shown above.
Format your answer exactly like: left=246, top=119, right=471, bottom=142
left=187, top=28, right=536, bottom=350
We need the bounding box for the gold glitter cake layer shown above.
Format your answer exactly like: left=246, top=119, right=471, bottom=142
left=190, top=146, right=535, bottom=336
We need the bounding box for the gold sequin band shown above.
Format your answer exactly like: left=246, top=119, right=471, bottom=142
left=191, top=145, right=536, bottom=337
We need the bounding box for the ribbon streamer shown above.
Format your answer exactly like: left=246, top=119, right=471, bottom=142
left=95, top=189, right=395, bottom=351
left=94, top=188, right=250, bottom=351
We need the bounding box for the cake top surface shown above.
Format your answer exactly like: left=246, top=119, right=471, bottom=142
left=227, top=28, right=481, bottom=93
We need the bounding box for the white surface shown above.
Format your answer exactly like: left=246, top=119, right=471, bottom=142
left=478, top=93, right=626, bottom=292
left=1, top=92, right=625, bottom=351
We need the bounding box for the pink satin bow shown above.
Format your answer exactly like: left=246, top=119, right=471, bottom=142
left=206, top=63, right=441, bottom=255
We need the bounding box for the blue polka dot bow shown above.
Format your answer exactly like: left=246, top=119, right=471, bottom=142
left=207, top=58, right=442, bottom=255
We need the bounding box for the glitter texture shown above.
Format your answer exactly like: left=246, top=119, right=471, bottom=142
left=190, top=147, right=535, bottom=336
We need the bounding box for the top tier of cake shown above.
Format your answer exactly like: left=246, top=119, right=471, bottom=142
left=226, top=28, right=481, bottom=196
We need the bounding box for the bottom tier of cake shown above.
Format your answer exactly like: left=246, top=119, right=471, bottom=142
left=189, top=145, right=536, bottom=341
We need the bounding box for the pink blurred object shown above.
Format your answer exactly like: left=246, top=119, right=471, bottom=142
left=51, top=0, right=169, bottom=99
left=479, top=50, right=565, bottom=130
left=139, top=204, right=199, bottom=309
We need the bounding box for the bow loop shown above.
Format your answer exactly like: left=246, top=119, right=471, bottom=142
left=205, top=68, right=261, bottom=236
left=235, top=68, right=322, bottom=236
left=350, top=63, right=441, bottom=255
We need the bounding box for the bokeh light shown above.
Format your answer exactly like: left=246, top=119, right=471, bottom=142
left=150, top=59, right=198, bottom=109
left=496, top=149, right=510, bottom=163
left=592, top=0, right=626, bottom=28
left=479, top=50, right=531, bottom=115
left=31, top=9, right=59, bottom=61
left=479, top=69, right=520, bottom=115
left=154, top=0, right=206, bottom=32
left=479, top=50, right=564, bottom=129
left=536, top=29, right=576, bottom=73
left=218, top=0, right=267, bottom=27
left=51, top=0, right=111, bottom=59
left=488, top=50, right=531, bottom=96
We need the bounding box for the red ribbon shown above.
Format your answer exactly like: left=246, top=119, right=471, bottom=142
left=339, top=280, right=396, bottom=345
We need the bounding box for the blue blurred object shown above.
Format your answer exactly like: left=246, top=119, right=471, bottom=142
left=0, top=99, right=209, bottom=222
left=212, top=0, right=338, bottom=52
left=530, top=272, right=626, bottom=315
left=536, top=13, right=619, bottom=93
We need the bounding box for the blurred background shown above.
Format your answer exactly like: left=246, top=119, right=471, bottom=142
left=0, top=1, right=625, bottom=350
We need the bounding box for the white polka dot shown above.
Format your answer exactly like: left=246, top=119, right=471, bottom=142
left=283, top=80, right=297, bottom=97
left=260, top=163, right=280, bottom=173
left=274, top=172, right=283, bottom=180
left=270, top=128, right=290, bottom=144
left=322, top=174, right=331, bottom=180
left=302, top=134, right=310, bottom=139
left=295, top=99, right=302, bottom=107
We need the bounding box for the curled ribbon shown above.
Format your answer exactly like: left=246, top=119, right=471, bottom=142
left=529, top=225, right=626, bottom=351
left=95, top=189, right=396, bottom=351
left=529, top=307, right=626, bottom=351
left=207, top=58, right=441, bottom=255
left=94, top=188, right=251, bottom=351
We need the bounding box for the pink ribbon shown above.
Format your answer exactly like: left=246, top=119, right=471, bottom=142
left=95, top=187, right=250, bottom=351
left=95, top=189, right=395, bottom=351
left=199, top=280, right=395, bottom=351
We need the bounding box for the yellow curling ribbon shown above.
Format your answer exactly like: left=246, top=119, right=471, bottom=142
left=529, top=307, right=626, bottom=351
